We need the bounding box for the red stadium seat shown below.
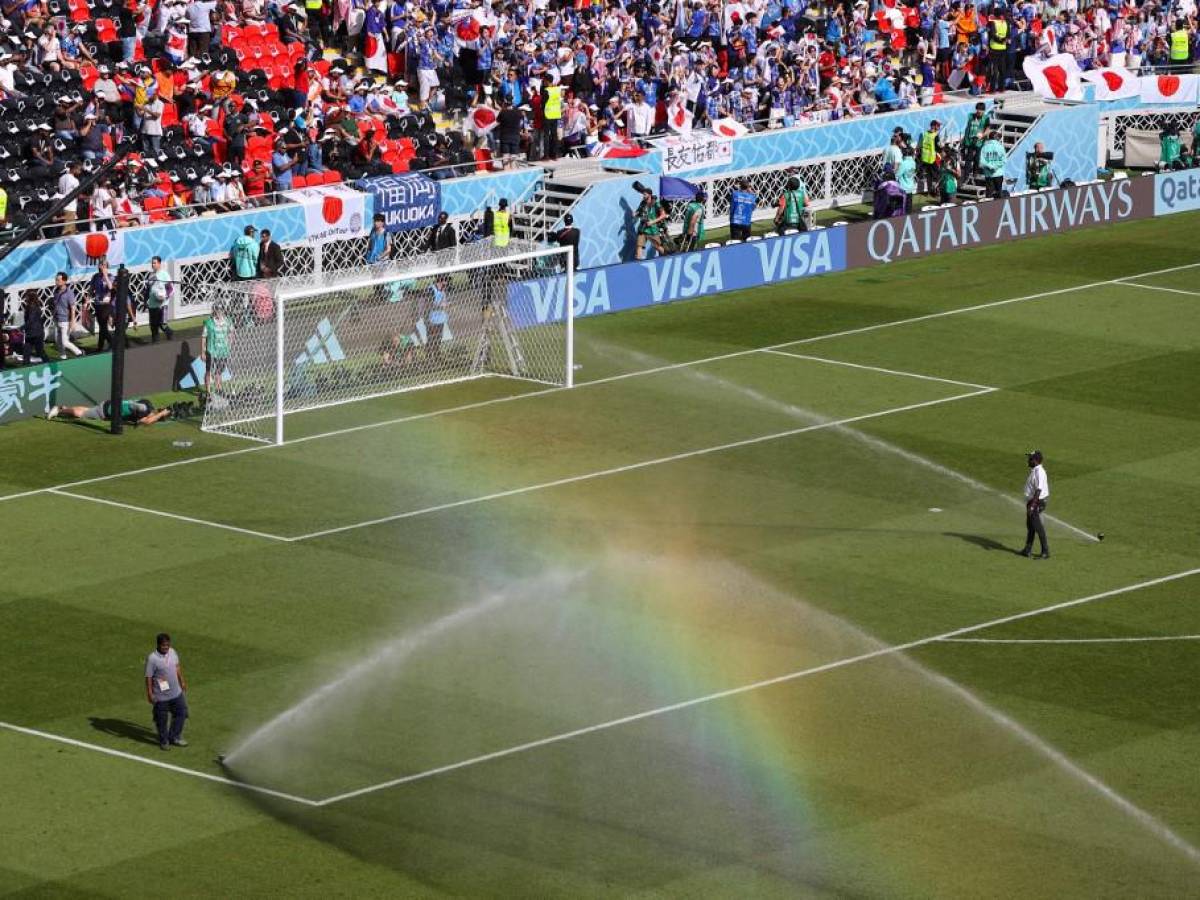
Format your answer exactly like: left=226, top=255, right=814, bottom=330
left=291, top=174, right=307, bottom=188
left=95, top=18, right=118, bottom=42
left=321, top=170, right=342, bottom=184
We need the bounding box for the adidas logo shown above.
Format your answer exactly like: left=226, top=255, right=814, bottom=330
left=178, top=356, right=232, bottom=390
left=294, top=318, right=346, bottom=366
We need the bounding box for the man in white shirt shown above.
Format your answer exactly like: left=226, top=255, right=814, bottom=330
left=57, top=162, right=80, bottom=234
left=1020, top=449, right=1050, bottom=559
left=145, top=632, right=189, bottom=750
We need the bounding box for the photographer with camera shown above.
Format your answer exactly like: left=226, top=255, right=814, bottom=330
left=680, top=191, right=706, bottom=253
left=1025, top=142, right=1055, bottom=190
left=774, top=176, right=809, bottom=233
left=634, top=183, right=670, bottom=260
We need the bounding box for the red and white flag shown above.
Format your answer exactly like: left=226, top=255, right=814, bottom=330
left=468, top=105, right=497, bottom=136
left=1138, top=73, right=1200, bottom=105
left=363, top=32, right=388, bottom=74
left=711, top=117, right=748, bottom=138
left=1022, top=53, right=1083, bottom=101
left=66, top=229, right=127, bottom=268
left=666, top=94, right=692, bottom=135
left=591, top=137, right=647, bottom=159
left=1082, top=67, right=1139, bottom=100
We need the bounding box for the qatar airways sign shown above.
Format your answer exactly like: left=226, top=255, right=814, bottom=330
left=848, top=178, right=1153, bottom=267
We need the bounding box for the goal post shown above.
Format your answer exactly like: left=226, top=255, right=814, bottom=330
left=200, top=240, right=575, bottom=445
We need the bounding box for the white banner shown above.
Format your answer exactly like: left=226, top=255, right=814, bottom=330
left=661, top=135, right=733, bottom=174
left=284, top=185, right=368, bottom=243
left=65, top=228, right=127, bottom=268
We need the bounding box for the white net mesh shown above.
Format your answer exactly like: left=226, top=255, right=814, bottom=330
left=199, top=241, right=572, bottom=444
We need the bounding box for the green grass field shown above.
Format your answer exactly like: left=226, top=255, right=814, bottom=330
left=3, top=211, right=1200, bottom=898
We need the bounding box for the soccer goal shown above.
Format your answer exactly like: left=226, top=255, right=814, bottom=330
left=200, top=240, right=574, bottom=444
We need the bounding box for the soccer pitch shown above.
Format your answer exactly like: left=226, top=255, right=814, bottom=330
left=3, top=212, right=1200, bottom=897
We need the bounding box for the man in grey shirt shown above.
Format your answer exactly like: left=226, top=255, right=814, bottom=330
left=144, top=632, right=189, bottom=750
left=186, top=0, right=217, bottom=59
left=52, top=272, right=84, bottom=358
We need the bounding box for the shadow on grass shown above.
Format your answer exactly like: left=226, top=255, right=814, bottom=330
left=88, top=716, right=160, bottom=746
left=944, top=532, right=1023, bottom=555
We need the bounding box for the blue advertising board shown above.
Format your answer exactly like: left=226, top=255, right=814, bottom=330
left=510, top=228, right=847, bottom=325
left=358, top=173, right=441, bottom=232
left=1154, top=169, right=1200, bottom=216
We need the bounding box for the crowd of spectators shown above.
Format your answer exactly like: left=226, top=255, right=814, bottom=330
left=0, top=0, right=1194, bottom=235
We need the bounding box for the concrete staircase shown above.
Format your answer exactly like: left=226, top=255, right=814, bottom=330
left=956, top=102, right=1053, bottom=200
left=511, top=159, right=629, bottom=242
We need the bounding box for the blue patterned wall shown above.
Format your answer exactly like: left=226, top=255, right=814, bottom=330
left=1004, top=104, right=1099, bottom=190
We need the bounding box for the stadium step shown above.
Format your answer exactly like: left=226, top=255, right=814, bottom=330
left=511, top=180, right=587, bottom=242
left=956, top=104, right=1047, bottom=201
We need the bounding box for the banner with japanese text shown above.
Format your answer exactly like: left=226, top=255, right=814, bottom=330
left=358, top=173, right=441, bottom=232
left=0, top=354, right=112, bottom=425
left=660, top=135, right=734, bottom=175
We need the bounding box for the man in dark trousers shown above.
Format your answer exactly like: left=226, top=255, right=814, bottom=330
left=550, top=213, right=580, bottom=270
left=1020, top=450, right=1050, bottom=559
left=144, top=632, right=189, bottom=750
left=258, top=228, right=284, bottom=278
left=429, top=211, right=457, bottom=251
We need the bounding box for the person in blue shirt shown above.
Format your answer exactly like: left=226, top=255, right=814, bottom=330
left=729, top=179, right=756, bottom=240
left=366, top=213, right=390, bottom=263
left=426, top=276, right=449, bottom=358
left=896, top=147, right=918, bottom=213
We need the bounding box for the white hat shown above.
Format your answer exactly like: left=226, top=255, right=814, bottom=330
left=200, top=174, right=215, bottom=184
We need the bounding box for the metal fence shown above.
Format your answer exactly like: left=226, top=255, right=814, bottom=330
left=1105, top=107, right=1200, bottom=164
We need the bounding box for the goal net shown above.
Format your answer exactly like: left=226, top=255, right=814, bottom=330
left=199, top=240, right=574, bottom=444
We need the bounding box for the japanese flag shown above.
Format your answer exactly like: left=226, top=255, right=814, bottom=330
left=1022, top=53, right=1083, bottom=102
left=1138, top=73, right=1200, bottom=105
left=667, top=94, right=692, bottom=135
left=468, top=105, right=497, bottom=136
left=364, top=32, right=388, bottom=74
left=711, top=117, right=748, bottom=138
left=1082, top=67, right=1140, bottom=100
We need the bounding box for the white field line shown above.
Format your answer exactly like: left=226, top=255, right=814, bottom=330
left=288, top=389, right=994, bottom=542
left=942, top=634, right=1200, bottom=645
left=0, top=721, right=321, bottom=807
left=763, top=348, right=996, bottom=390
left=312, top=566, right=1200, bottom=807
left=1117, top=281, right=1200, bottom=298
left=915, top=660, right=1200, bottom=866
left=1, top=258, right=1196, bottom=506
left=47, top=489, right=292, bottom=543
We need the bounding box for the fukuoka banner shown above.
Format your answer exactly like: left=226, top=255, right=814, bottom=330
left=509, top=228, right=846, bottom=325
left=284, top=185, right=367, bottom=242
left=847, top=177, right=1154, bottom=267
left=660, top=135, right=734, bottom=174
left=359, top=173, right=441, bottom=232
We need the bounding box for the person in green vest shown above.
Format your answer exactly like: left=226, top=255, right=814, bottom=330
left=962, top=102, right=990, bottom=182
left=200, top=304, right=232, bottom=395
left=938, top=148, right=960, bottom=204
left=542, top=77, right=564, bottom=160
left=681, top=190, right=706, bottom=252
left=230, top=225, right=259, bottom=281
left=774, top=176, right=809, bottom=233
left=1170, top=20, right=1191, bottom=69
left=896, top=147, right=918, bottom=213
left=1160, top=125, right=1183, bottom=170
left=917, top=120, right=941, bottom=196
left=978, top=129, right=1008, bottom=198
left=987, top=14, right=1010, bottom=91
left=1025, top=141, right=1054, bottom=188
left=634, top=185, right=669, bottom=259
left=492, top=197, right=510, bottom=248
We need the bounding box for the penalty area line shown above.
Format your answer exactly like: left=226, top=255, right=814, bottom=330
left=312, top=565, right=1200, bottom=808
left=48, top=489, right=293, bottom=543
left=762, top=348, right=997, bottom=391
left=0, top=721, right=321, bottom=807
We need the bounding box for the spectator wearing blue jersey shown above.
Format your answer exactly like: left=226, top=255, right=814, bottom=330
left=729, top=179, right=756, bottom=241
